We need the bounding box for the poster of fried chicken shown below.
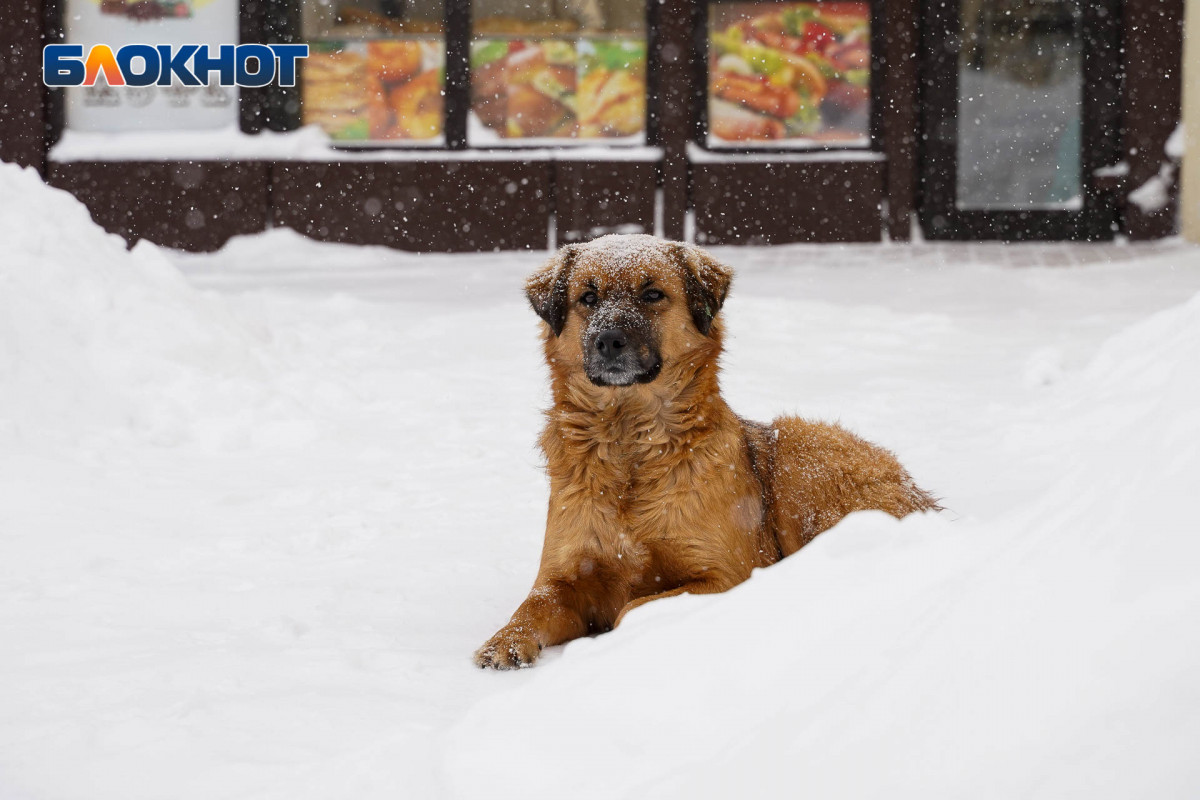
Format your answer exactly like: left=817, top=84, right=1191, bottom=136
left=708, top=1, right=870, bottom=147
left=303, top=39, right=445, bottom=143
left=578, top=39, right=647, bottom=138
left=469, top=37, right=646, bottom=144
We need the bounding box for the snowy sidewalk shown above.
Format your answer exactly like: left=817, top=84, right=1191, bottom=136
left=3, top=163, right=1199, bottom=800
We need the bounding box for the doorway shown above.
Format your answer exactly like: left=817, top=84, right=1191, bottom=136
left=919, top=0, right=1122, bottom=240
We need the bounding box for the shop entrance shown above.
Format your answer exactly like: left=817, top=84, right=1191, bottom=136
left=918, top=0, right=1122, bottom=240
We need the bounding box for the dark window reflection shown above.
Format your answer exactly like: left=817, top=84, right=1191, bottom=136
left=956, top=0, right=1082, bottom=210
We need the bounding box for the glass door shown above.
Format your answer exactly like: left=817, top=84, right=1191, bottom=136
left=919, top=0, right=1121, bottom=240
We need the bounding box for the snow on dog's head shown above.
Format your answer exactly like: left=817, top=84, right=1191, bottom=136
left=525, top=235, right=733, bottom=390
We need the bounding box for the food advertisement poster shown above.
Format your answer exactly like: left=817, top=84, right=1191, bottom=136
left=97, top=0, right=205, bottom=20
left=708, top=1, right=870, bottom=147
left=302, top=39, right=445, bottom=143
left=470, top=37, right=646, bottom=144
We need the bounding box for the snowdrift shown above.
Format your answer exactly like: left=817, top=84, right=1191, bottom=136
left=0, top=162, right=293, bottom=449
left=444, top=291, right=1200, bottom=799
left=2, top=160, right=1198, bottom=798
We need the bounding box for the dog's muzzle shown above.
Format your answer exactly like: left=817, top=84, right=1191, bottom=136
left=585, top=327, right=661, bottom=386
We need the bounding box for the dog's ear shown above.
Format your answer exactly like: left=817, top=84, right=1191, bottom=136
left=674, top=244, right=733, bottom=336
left=525, top=245, right=579, bottom=336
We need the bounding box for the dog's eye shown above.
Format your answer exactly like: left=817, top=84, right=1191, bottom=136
left=579, top=291, right=598, bottom=307
left=641, top=289, right=665, bottom=303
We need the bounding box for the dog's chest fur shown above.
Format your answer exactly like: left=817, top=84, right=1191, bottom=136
left=541, top=393, right=771, bottom=592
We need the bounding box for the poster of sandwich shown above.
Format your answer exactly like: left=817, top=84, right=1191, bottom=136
left=303, top=39, right=445, bottom=144
left=708, top=1, right=870, bottom=147
left=469, top=37, right=646, bottom=144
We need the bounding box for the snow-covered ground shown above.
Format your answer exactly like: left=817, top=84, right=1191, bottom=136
left=2, top=160, right=1199, bottom=798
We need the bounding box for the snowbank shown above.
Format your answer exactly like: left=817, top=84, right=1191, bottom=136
left=444, top=289, right=1200, bottom=799
left=49, top=124, right=664, bottom=163
left=2, top=161, right=1198, bottom=798
left=0, top=162, right=307, bottom=450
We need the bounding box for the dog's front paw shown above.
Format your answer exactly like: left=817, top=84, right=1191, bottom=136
left=474, top=625, right=542, bottom=670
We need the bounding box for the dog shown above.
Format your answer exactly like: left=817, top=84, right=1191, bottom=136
left=475, top=235, right=938, bottom=669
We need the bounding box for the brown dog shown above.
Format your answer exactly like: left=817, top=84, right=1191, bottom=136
left=475, top=235, right=938, bottom=669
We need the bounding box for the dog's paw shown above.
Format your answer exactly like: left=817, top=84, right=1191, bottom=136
left=473, top=625, right=542, bottom=670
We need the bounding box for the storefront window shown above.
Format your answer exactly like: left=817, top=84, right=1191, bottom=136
left=956, top=0, right=1082, bottom=210
left=706, top=1, right=870, bottom=149
left=469, top=0, right=647, bottom=145
left=64, top=0, right=240, bottom=132
left=300, top=0, right=446, bottom=145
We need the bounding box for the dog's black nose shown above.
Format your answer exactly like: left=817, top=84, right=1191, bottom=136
left=595, top=330, right=628, bottom=359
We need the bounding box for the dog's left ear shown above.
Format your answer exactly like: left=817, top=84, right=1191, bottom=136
left=674, top=244, right=733, bottom=336
left=525, top=244, right=579, bottom=336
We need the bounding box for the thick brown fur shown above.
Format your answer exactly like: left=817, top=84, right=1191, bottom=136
left=475, top=235, right=939, bottom=669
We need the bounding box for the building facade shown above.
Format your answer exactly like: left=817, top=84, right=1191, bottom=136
left=0, top=0, right=1185, bottom=251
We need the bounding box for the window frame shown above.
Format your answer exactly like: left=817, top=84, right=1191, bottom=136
left=918, top=0, right=1123, bottom=241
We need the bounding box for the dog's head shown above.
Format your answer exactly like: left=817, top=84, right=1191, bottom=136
left=526, top=235, right=732, bottom=388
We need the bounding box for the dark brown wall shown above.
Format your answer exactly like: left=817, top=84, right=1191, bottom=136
left=693, top=161, right=884, bottom=245
left=0, top=0, right=47, bottom=169
left=1122, top=0, right=1185, bottom=240
left=47, top=162, right=270, bottom=251
left=272, top=161, right=552, bottom=252
left=555, top=161, right=658, bottom=244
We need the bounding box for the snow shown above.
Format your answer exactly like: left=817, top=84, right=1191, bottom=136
left=3, top=160, right=1200, bottom=798
left=49, top=124, right=663, bottom=163
left=1093, top=160, right=1129, bottom=178
left=0, top=163, right=287, bottom=448
left=466, top=112, right=646, bottom=149
left=1166, top=123, right=1184, bottom=159
left=1128, top=163, right=1175, bottom=213
left=703, top=134, right=873, bottom=152
left=1127, top=124, right=1183, bottom=214
left=687, top=141, right=885, bottom=163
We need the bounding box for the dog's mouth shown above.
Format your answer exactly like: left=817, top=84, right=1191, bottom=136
left=582, top=320, right=662, bottom=387
left=586, top=359, right=662, bottom=387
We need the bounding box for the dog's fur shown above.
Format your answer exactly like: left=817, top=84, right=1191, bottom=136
left=475, top=235, right=938, bottom=669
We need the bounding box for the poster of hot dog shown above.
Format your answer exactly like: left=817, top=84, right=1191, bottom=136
left=708, top=2, right=870, bottom=147
left=469, top=37, right=646, bottom=144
